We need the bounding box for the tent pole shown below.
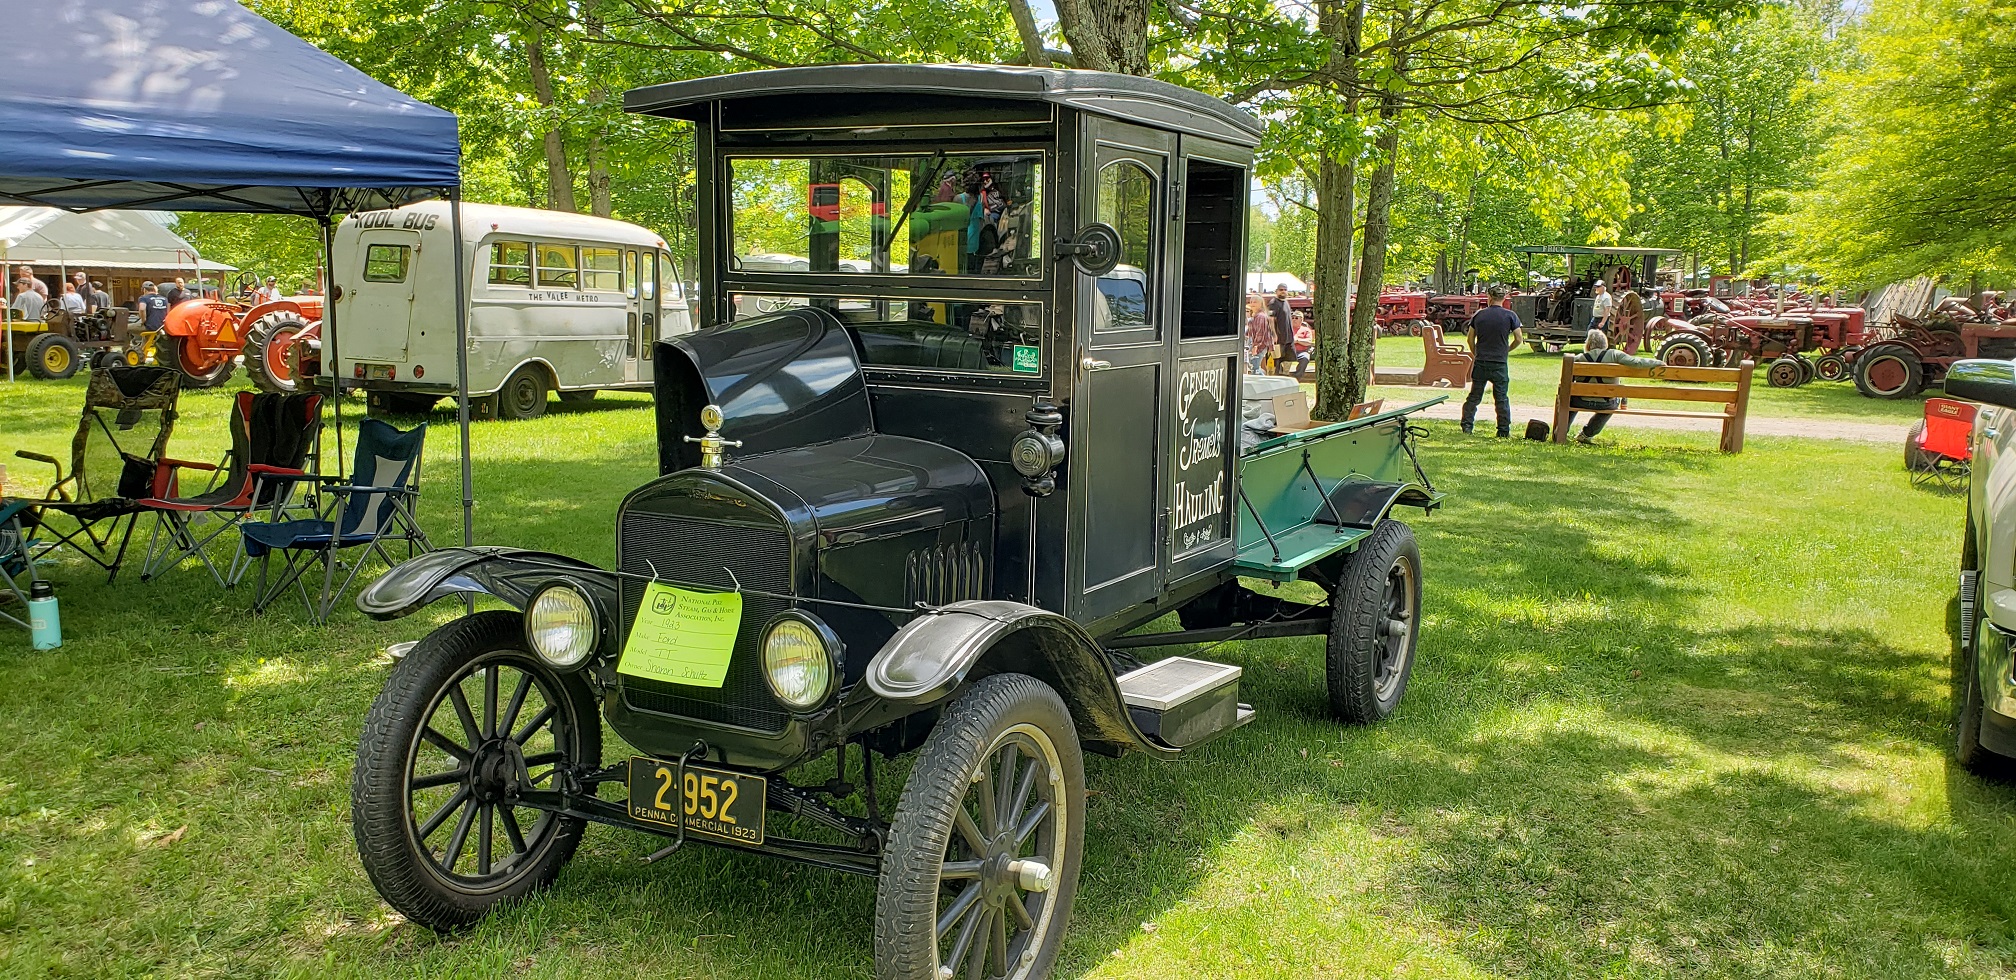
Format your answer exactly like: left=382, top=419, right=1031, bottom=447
left=448, top=188, right=473, bottom=548
left=323, top=216, right=345, bottom=481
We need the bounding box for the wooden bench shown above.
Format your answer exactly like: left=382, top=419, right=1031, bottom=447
left=1369, top=323, right=1475, bottom=387
left=1551, top=355, right=1754, bottom=452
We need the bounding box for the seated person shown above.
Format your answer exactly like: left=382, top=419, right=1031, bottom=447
left=1564, top=328, right=1663, bottom=444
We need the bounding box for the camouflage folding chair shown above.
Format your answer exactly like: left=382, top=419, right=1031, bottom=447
left=6, top=365, right=181, bottom=581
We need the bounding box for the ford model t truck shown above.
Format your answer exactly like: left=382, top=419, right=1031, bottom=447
left=348, top=65, right=1446, bottom=980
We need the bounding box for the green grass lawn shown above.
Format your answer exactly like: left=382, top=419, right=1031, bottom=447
left=1372, top=335, right=1930, bottom=422
left=3, top=373, right=2012, bottom=979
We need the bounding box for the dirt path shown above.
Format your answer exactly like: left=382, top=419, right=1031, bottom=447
left=1408, top=398, right=1910, bottom=443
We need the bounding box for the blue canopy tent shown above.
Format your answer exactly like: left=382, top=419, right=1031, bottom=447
left=0, top=0, right=475, bottom=549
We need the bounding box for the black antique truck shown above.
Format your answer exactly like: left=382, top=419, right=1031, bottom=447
left=348, top=64, right=1446, bottom=980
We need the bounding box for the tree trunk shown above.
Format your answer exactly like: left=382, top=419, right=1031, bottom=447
left=587, top=135, right=613, bottom=217
left=1311, top=0, right=1366, bottom=421
left=1341, top=91, right=1404, bottom=412
left=526, top=26, right=577, bottom=213
left=1006, top=0, right=1052, bottom=66
left=1051, top=0, right=1149, bottom=74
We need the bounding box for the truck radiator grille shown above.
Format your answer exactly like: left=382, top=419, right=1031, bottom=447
left=905, top=540, right=986, bottom=607
left=617, top=511, right=793, bottom=733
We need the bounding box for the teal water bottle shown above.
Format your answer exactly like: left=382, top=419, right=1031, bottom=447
left=28, top=580, right=61, bottom=650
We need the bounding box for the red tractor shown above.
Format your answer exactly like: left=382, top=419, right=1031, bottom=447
left=1655, top=299, right=1871, bottom=388
left=1427, top=292, right=1489, bottom=334
left=1844, top=296, right=2015, bottom=399
left=159, top=291, right=323, bottom=391
left=1374, top=290, right=1435, bottom=336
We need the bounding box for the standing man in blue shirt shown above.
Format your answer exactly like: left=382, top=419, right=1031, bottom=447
left=138, top=281, right=170, bottom=333
left=1462, top=284, right=1524, bottom=437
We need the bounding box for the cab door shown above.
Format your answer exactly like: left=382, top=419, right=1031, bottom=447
left=341, top=231, right=421, bottom=361
left=1070, top=117, right=1174, bottom=623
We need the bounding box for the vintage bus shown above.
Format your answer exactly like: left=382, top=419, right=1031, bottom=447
left=330, top=201, right=692, bottom=419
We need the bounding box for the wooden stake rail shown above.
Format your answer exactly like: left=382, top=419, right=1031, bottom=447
left=1551, top=355, right=1754, bottom=452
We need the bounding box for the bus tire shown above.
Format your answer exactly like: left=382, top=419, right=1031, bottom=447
left=497, top=365, right=548, bottom=421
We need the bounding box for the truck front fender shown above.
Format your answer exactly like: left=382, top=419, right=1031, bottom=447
left=354, top=546, right=619, bottom=621
left=863, top=600, right=1175, bottom=759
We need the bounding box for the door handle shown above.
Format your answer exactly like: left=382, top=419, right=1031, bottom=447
left=1081, top=357, right=1113, bottom=372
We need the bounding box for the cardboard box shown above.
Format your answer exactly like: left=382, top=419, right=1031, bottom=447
left=1262, top=388, right=1312, bottom=432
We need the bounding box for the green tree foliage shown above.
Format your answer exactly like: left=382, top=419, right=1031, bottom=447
left=1773, top=0, right=2016, bottom=285
left=1626, top=3, right=1832, bottom=277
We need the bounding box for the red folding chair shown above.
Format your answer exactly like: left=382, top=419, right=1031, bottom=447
left=1911, top=397, right=1975, bottom=492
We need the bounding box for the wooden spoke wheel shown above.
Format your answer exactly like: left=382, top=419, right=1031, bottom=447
left=877, top=674, right=1084, bottom=980
left=352, top=611, right=599, bottom=931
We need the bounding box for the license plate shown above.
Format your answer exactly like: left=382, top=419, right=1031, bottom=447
left=626, top=756, right=766, bottom=845
left=363, top=363, right=395, bottom=381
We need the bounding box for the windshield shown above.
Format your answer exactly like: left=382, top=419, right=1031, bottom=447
left=729, top=152, right=1043, bottom=278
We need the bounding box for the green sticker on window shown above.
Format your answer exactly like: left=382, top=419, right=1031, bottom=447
left=1012, top=345, right=1041, bottom=374
left=617, top=582, right=742, bottom=688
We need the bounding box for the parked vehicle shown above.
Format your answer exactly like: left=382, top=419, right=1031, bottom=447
left=4, top=306, right=143, bottom=379
left=1949, top=359, right=2016, bottom=772
left=1509, top=245, right=1684, bottom=352
left=346, top=65, right=1448, bottom=980
left=325, top=201, right=693, bottom=420
left=158, top=285, right=323, bottom=390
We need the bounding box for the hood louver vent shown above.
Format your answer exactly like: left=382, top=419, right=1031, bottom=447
left=905, top=541, right=985, bottom=608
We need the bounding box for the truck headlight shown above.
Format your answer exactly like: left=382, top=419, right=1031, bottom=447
left=526, top=583, right=599, bottom=668
left=762, top=612, right=839, bottom=709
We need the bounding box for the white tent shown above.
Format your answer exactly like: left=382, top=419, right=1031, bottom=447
left=1247, top=270, right=1308, bottom=294
left=0, top=206, right=234, bottom=272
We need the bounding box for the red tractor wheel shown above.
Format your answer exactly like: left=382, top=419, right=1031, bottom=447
left=1658, top=333, right=1711, bottom=369
left=167, top=335, right=238, bottom=388
left=1815, top=353, right=1849, bottom=382
left=1853, top=345, right=1922, bottom=399
left=243, top=311, right=312, bottom=394
left=1766, top=357, right=1805, bottom=388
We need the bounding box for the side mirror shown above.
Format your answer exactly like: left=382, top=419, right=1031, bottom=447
left=1057, top=223, right=1121, bottom=277
left=1946, top=358, right=2016, bottom=409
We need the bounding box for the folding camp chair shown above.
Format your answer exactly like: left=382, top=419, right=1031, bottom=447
left=136, top=390, right=323, bottom=586
left=1911, top=397, right=1976, bottom=493
left=5, top=365, right=181, bottom=581
left=241, top=418, right=430, bottom=624
left=0, top=499, right=40, bottom=633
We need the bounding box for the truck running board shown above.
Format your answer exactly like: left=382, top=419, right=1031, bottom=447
left=1116, top=656, right=1254, bottom=750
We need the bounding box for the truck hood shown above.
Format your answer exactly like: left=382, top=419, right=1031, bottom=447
left=650, top=307, right=873, bottom=475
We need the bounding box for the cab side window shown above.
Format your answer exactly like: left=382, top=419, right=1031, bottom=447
left=488, top=240, right=531, bottom=287
left=1179, top=159, right=1243, bottom=339
left=536, top=244, right=579, bottom=289
left=1095, top=161, right=1156, bottom=330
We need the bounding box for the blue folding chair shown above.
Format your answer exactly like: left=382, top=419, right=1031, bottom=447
left=240, top=419, right=430, bottom=623
left=0, top=499, right=40, bottom=633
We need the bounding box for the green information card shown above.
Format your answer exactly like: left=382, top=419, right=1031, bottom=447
left=1012, top=345, right=1041, bottom=373
left=617, top=583, right=742, bottom=688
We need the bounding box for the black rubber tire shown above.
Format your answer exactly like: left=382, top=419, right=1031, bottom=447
left=25, top=333, right=81, bottom=380
left=1815, top=353, right=1849, bottom=382
left=351, top=610, right=600, bottom=932
left=166, top=334, right=237, bottom=388
left=497, top=365, right=549, bottom=421
left=1327, top=519, right=1422, bottom=723
left=874, top=673, right=1085, bottom=980
left=1906, top=421, right=1937, bottom=472
left=557, top=389, right=597, bottom=405
left=243, top=311, right=311, bottom=393
left=1854, top=345, right=1922, bottom=399
left=1766, top=357, right=1804, bottom=389
left=1658, top=334, right=1711, bottom=370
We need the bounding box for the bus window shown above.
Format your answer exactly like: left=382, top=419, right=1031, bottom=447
left=488, top=240, right=531, bottom=287
left=625, top=250, right=640, bottom=299
left=582, top=246, right=623, bottom=291
left=536, top=244, right=579, bottom=288
left=641, top=252, right=658, bottom=302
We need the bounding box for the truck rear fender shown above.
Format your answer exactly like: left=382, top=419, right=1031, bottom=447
left=354, top=546, right=619, bottom=621
left=862, top=600, right=1175, bottom=759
